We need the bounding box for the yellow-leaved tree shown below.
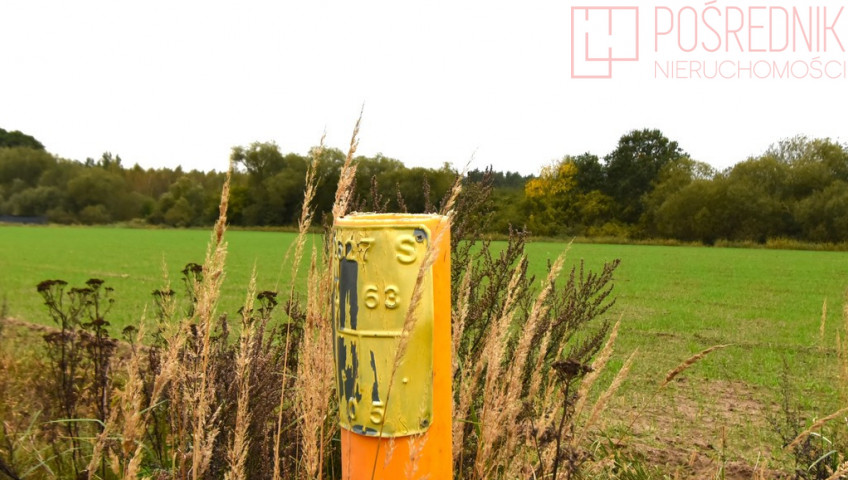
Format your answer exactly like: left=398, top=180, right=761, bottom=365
left=524, top=161, right=579, bottom=236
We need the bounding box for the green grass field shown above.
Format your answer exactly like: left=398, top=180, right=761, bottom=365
left=0, top=225, right=316, bottom=330
left=556, top=241, right=848, bottom=384
left=2, top=224, right=847, bottom=470
left=2, top=225, right=846, bottom=387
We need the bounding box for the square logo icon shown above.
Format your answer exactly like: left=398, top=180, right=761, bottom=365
left=571, top=6, right=640, bottom=79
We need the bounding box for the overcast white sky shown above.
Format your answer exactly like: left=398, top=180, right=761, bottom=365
left=2, top=0, right=846, bottom=176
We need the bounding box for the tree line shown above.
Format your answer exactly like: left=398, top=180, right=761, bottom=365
left=1, top=127, right=847, bottom=243
left=522, top=131, right=848, bottom=244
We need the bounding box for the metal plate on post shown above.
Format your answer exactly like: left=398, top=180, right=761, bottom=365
left=332, top=220, right=434, bottom=437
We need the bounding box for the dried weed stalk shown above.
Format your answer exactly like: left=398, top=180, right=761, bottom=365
left=188, top=166, right=232, bottom=480
left=224, top=271, right=257, bottom=480
left=821, top=298, right=829, bottom=347
left=332, top=109, right=362, bottom=220
left=786, top=407, right=848, bottom=452
left=660, top=344, right=729, bottom=389
left=449, top=170, right=622, bottom=480
left=294, top=248, right=335, bottom=479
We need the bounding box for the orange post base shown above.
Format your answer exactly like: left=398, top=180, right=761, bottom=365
left=340, top=422, right=452, bottom=479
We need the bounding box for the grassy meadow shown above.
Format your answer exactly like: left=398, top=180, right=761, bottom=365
left=2, top=223, right=847, bottom=474
left=3, top=224, right=847, bottom=390
left=0, top=225, right=315, bottom=329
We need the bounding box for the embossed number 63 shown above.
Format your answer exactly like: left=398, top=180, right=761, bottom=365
left=363, top=285, right=399, bottom=310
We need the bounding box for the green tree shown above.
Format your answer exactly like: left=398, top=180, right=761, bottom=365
left=380, top=164, right=455, bottom=213
left=466, top=168, right=530, bottom=233
left=66, top=168, right=129, bottom=223
left=603, top=129, right=685, bottom=224
left=724, top=155, right=793, bottom=239
left=231, top=142, right=311, bottom=225
left=571, top=153, right=605, bottom=193
left=3, top=186, right=64, bottom=216
left=149, top=176, right=209, bottom=226
left=655, top=161, right=788, bottom=244
left=232, top=142, right=289, bottom=180
left=352, top=154, right=405, bottom=210
left=487, top=188, right=527, bottom=233
left=38, top=158, right=85, bottom=190
left=642, top=157, right=715, bottom=236
left=794, top=181, right=848, bottom=242
left=523, top=156, right=617, bottom=236
left=311, top=148, right=344, bottom=220
left=85, top=152, right=123, bottom=172
left=768, top=137, right=848, bottom=202
left=78, top=204, right=111, bottom=224
left=261, top=157, right=308, bottom=224
left=0, top=128, right=45, bottom=150
left=0, top=147, right=56, bottom=190
left=653, top=178, right=724, bottom=243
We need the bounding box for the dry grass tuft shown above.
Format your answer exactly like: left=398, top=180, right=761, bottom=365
left=188, top=166, right=232, bottom=480
left=291, top=132, right=336, bottom=480
left=472, top=250, right=569, bottom=479
left=786, top=406, right=848, bottom=451
left=660, top=344, right=729, bottom=389
left=294, top=248, right=335, bottom=479
left=288, top=134, right=324, bottom=298
left=332, top=108, right=363, bottom=219
left=404, top=433, right=428, bottom=479
left=840, top=291, right=848, bottom=406
left=449, top=174, right=622, bottom=479
left=224, top=271, right=257, bottom=480
left=821, top=297, right=829, bottom=347
left=572, top=319, right=620, bottom=420
left=825, top=461, right=848, bottom=480
left=574, top=348, right=638, bottom=447
left=87, top=321, right=147, bottom=480
left=274, top=130, right=332, bottom=480
left=117, top=323, right=149, bottom=480
left=450, top=258, right=473, bottom=461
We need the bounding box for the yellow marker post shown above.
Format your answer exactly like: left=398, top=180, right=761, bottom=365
left=332, top=213, right=452, bottom=480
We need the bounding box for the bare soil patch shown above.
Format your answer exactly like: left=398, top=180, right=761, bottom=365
left=605, top=377, right=796, bottom=478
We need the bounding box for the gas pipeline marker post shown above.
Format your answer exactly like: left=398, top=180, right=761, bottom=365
left=332, top=213, right=452, bottom=480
